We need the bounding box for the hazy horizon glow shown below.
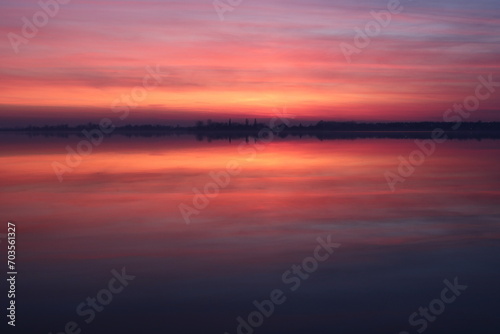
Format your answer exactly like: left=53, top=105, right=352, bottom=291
left=1, top=0, right=500, bottom=125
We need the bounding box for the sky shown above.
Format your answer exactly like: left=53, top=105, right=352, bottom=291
left=1, top=0, right=500, bottom=126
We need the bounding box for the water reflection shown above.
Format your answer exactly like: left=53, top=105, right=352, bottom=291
left=0, top=134, right=499, bottom=334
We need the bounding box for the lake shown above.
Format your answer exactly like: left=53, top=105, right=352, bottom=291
left=1, top=133, right=499, bottom=334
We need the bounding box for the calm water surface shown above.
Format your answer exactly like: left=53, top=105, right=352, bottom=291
left=1, top=134, right=499, bottom=334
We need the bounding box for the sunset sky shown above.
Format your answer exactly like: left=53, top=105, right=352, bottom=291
left=1, top=0, right=499, bottom=125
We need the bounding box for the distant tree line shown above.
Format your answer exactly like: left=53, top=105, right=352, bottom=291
left=3, top=119, right=500, bottom=142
